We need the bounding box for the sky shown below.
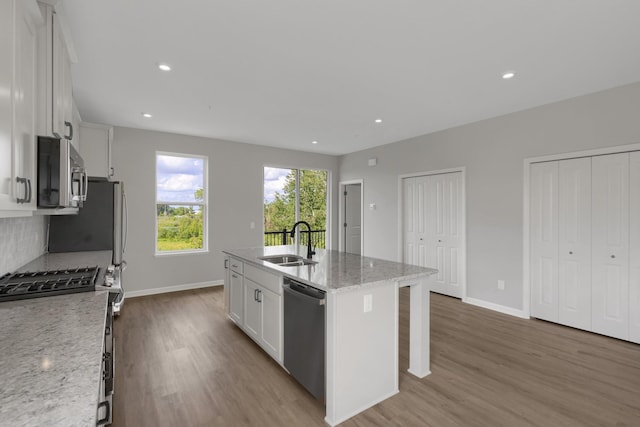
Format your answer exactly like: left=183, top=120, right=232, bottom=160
left=264, top=167, right=290, bottom=203
left=156, top=155, right=204, bottom=203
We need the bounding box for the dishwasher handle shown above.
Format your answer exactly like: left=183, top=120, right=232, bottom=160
left=283, top=282, right=326, bottom=306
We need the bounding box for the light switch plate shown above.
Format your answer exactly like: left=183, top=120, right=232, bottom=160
left=364, top=294, right=373, bottom=312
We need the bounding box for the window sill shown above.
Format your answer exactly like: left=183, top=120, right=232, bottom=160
left=154, top=249, right=209, bottom=257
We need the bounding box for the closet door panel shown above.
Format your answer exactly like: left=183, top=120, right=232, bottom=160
left=530, top=162, right=559, bottom=322
left=629, top=151, right=640, bottom=344
left=592, top=153, right=629, bottom=340
left=558, top=158, right=592, bottom=330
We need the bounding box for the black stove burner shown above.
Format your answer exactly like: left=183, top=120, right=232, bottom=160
left=0, top=266, right=99, bottom=302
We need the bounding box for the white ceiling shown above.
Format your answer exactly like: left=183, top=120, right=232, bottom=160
left=62, top=0, right=640, bottom=155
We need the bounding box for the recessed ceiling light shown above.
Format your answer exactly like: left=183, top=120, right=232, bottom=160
left=158, top=63, right=171, bottom=71
left=142, top=113, right=152, bottom=118
left=312, top=140, right=318, bottom=144
left=375, top=119, right=382, bottom=123
left=502, top=71, right=516, bottom=79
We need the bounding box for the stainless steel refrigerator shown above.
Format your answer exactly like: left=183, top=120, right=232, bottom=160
left=48, top=177, right=127, bottom=311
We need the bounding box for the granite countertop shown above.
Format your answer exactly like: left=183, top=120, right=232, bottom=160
left=0, top=251, right=112, bottom=427
left=223, top=245, right=437, bottom=292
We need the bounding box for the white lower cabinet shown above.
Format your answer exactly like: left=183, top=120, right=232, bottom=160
left=243, top=278, right=261, bottom=340
left=229, top=269, right=244, bottom=326
left=225, top=256, right=283, bottom=362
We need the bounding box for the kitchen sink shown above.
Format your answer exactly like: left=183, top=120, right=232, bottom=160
left=258, top=254, right=317, bottom=267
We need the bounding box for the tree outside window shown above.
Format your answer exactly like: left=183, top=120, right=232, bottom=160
left=156, top=153, right=207, bottom=253
left=264, top=167, right=327, bottom=248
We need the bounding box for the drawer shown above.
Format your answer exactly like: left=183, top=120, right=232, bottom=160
left=244, top=263, right=282, bottom=295
left=229, top=257, right=244, bottom=275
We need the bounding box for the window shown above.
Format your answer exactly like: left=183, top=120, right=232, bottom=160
left=156, top=152, right=207, bottom=254
left=263, top=167, right=328, bottom=249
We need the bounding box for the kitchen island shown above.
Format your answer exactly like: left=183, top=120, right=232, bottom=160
left=0, top=251, right=112, bottom=427
left=223, top=245, right=437, bottom=426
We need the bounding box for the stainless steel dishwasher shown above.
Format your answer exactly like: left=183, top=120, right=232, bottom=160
left=283, top=277, right=326, bottom=401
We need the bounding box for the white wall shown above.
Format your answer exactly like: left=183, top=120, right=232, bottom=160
left=0, top=216, right=48, bottom=276
left=339, top=82, right=640, bottom=312
left=111, top=127, right=339, bottom=294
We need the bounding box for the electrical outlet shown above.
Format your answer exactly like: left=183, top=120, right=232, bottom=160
left=497, top=280, right=505, bottom=290
left=364, top=294, right=373, bottom=312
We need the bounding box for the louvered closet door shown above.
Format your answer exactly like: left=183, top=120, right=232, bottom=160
left=629, top=151, right=640, bottom=344
left=558, top=158, right=592, bottom=330
left=592, top=153, right=629, bottom=340
left=530, top=162, right=559, bottom=322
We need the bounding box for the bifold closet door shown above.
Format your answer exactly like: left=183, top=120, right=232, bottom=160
left=425, top=172, right=463, bottom=298
left=630, top=151, right=640, bottom=344
left=591, top=153, right=629, bottom=341
left=558, top=158, right=592, bottom=330
left=530, top=162, right=559, bottom=322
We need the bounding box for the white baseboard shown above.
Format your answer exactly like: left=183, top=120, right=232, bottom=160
left=126, top=280, right=223, bottom=298
left=463, top=297, right=529, bottom=319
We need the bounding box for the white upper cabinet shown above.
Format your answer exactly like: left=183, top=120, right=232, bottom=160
left=36, top=1, right=75, bottom=143
left=80, top=122, right=114, bottom=179
left=0, top=0, right=42, bottom=216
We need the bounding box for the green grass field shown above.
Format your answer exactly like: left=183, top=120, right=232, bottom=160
left=157, top=239, right=202, bottom=251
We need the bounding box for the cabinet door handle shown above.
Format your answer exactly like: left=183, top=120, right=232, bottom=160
left=15, top=177, right=28, bottom=204
left=26, top=178, right=31, bottom=203
left=569, top=251, right=573, bottom=255
left=109, top=167, right=115, bottom=177
left=224, top=259, right=229, bottom=269
left=231, top=274, right=238, bottom=279
left=64, top=121, right=73, bottom=140
left=257, top=289, right=262, bottom=303
left=611, top=254, right=616, bottom=259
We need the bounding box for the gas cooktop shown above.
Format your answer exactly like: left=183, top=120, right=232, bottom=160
left=0, top=266, right=99, bottom=302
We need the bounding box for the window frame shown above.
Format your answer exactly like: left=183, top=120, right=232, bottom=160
left=154, top=151, right=209, bottom=256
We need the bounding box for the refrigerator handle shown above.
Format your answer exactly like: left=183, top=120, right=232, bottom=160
left=122, top=189, right=128, bottom=255
left=82, top=170, right=89, bottom=201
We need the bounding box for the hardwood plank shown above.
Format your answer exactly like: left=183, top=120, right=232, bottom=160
left=112, top=287, right=640, bottom=426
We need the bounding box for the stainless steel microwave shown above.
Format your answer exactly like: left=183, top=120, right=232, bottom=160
left=37, top=136, right=88, bottom=208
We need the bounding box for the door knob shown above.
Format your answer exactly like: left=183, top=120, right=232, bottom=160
left=611, top=255, right=616, bottom=259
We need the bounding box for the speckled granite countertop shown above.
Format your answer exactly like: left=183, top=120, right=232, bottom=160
left=0, top=251, right=112, bottom=427
left=223, top=245, right=437, bottom=292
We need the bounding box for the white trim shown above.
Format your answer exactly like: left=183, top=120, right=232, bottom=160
left=522, top=141, right=640, bottom=321
left=338, top=179, right=364, bottom=254
left=524, top=143, right=640, bottom=165
left=155, top=151, right=209, bottom=255
left=126, top=280, right=222, bottom=298
left=397, top=167, right=468, bottom=301
left=262, top=165, right=332, bottom=249
left=464, top=296, right=529, bottom=319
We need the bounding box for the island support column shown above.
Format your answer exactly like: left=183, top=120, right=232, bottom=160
left=407, top=277, right=431, bottom=378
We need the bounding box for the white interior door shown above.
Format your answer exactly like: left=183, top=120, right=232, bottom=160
left=344, top=184, right=361, bottom=254
left=403, top=176, right=427, bottom=267
left=530, top=162, right=559, bottom=322
left=558, top=158, right=592, bottom=330
left=591, top=153, right=629, bottom=340
left=403, top=172, right=463, bottom=298
left=629, top=151, right=640, bottom=344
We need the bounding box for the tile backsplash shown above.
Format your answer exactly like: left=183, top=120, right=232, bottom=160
left=0, top=216, right=48, bottom=276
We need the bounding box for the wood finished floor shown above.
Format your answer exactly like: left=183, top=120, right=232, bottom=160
left=112, top=287, right=640, bottom=426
